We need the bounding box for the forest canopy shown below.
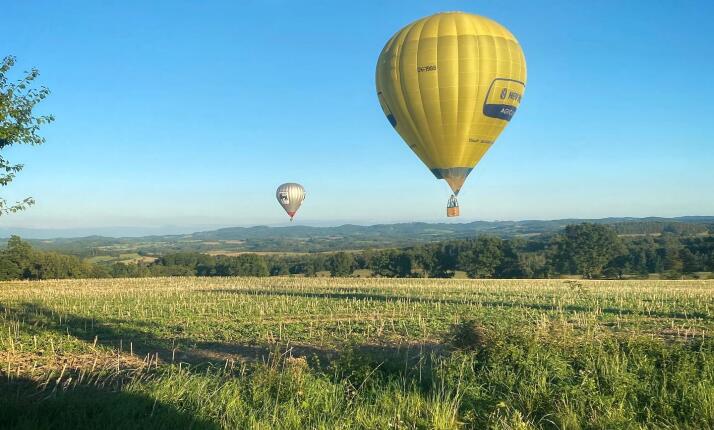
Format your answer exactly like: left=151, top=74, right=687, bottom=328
left=2, top=223, right=713, bottom=281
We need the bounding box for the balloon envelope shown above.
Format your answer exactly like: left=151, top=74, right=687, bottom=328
left=376, top=12, right=527, bottom=195
left=276, top=183, right=305, bottom=220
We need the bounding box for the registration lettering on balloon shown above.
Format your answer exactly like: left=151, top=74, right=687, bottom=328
left=469, top=138, right=493, bottom=144
left=483, top=78, right=525, bottom=121
left=417, top=65, right=437, bottom=72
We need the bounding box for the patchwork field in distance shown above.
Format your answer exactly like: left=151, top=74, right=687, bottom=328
left=1, top=277, right=713, bottom=429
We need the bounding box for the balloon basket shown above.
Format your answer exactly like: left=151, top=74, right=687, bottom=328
left=446, top=195, right=459, bottom=217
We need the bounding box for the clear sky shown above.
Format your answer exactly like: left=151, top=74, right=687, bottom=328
left=2, top=0, right=713, bottom=233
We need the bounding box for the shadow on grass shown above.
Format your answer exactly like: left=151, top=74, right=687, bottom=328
left=0, top=301, right=445, bottom=379
left=0, top=301, right=409, bottom=429
left=0, top=375, right=219, bottom=430
left=0, top=300, right=451, bottom=428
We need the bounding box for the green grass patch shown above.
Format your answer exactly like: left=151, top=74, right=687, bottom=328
left=1, top=278, right=713, bottom=429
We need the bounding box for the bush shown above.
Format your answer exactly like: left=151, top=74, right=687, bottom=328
left=445, top=319, right=489, bottom=352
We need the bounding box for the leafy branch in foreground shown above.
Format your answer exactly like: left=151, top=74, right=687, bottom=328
left=0, top=55, right=54, bottom=215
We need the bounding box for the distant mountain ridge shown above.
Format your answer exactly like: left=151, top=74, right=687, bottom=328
left=4, top=216, right=712, bottom=255
left=190, top=216, right=714, bottom=240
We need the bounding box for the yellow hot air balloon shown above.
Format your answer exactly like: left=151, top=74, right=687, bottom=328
left=376, top=12, right=526, bottom=216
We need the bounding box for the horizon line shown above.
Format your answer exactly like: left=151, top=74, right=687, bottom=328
left=1, top=215, right=712, bottom=240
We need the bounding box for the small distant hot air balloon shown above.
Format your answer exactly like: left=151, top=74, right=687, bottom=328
left=276, top=183, right=305, bottom=221
left=376, top=12, right=527, bottom=216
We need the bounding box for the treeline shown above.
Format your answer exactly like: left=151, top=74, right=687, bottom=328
left=610, top=221, right=710, bottom=236
left=22, top=219, right=713, bottom=257
left=142, top=224, right=714, bottom=279
left=2, top=224, right=714, bottom=281
left=0, top=236, right=107, bottom=280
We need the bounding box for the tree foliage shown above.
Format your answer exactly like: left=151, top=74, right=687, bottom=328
left=2, top=224, right=714, bottom=281
left=551, top=224, right=622, bottom=278
left=329, top=252, right=355, bottom=277
left=458, top=236, right=504, bottom=278
left=0, top=56, right=54, bottom=214
left=0, top=235, right=99, bottom=280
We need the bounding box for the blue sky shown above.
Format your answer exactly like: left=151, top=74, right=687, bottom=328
left=1, top=0, right=713, bottom=232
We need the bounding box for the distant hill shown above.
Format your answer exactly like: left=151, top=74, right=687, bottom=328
left=4, top=216, right=712, bottom=255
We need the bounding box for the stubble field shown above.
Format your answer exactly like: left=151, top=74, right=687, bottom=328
left=1, top=277, right=713, bottom=429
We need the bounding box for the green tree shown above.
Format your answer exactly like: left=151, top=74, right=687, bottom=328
left=418, top=243, right=459, bottom=278
left=603, top=254, right=630, bottom=279
left=411, top=246, right=436, bottom=277
left=496, top=238, right=526, bottom=278
left=269, top=259, right=289, bottom=276
left=25, top=251, right=94, bottom=280
left=458, top=236, right=503, bottom=278
left=0, top=236, right=110, bottom=280
left=632, top=248, right=649, bottom=275
left=329, top=252, right=355, bottom=277
left=149, top=264, right=195, bottom=277
left=518, top=252, right=548, bottom=278
left=680, top=248, right=699, bottom=275
left=0, top=56, right=54, bottom=214
left=110, top=263, right=139, bottom=278
left=235, top=254, right=269, bottom=277
left=369, top=250, right=413, bottom=277
left=551, top=224, right=621, bottom=278
left=4, top=235, right=33, bottom=277
left=659, top=234, right=683, bottom=277
left=389, top=251, right=413, bottom=277
left=0, top=253, right=21, bottom=280
left=368, top=250, right=393, bottom=277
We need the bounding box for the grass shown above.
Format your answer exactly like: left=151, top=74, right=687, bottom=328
left=1, top=277, right=713, bottom=429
